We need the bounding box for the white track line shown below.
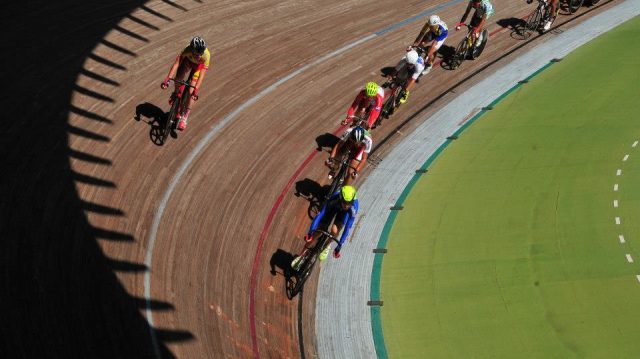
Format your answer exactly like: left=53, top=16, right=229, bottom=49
left=636, top=275, right=640, bottom=283
left=614, top=184, right=619, bottom=191
left=614, top=200, right=618, bottom=208
left=632, top=141, right=638, bottom=148
left=623, top=154, right=629, bottom=161
left=616, top=217, right=621, bottom=225
left=626, top=254, right=634, bottom=263
left=619, top=235, right=626, bottom=244
left=617, top=169, right=622, bottom=176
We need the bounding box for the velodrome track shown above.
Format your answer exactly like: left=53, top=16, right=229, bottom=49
left=0, top=0, right=621, bottom=358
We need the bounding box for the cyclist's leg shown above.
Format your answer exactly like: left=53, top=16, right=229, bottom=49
left=428, top=39, right=445, bottom=66
left=344, top=154, right=363, bottom=186
left=178, top=68, right=197, bottom=129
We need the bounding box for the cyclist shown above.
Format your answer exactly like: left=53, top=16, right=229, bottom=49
left=326, top=126, right=372, bottom=186
left=342, top=82, right=385, bottom=129
left=456, top=0, right=494, bottom=49
left=291, top=185, right=360, bottom=268
left=411, top=14, right=449, bottom=75
left=527, top=0, right=558, bottom=31
left=388, top=49, right=425, bottom=105
left=160, top=36, right=211, bottom=131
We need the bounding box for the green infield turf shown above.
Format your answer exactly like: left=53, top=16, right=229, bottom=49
left=379, top=16, right=640, bottom=358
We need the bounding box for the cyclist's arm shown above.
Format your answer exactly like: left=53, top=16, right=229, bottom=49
left=193, top=64, right=208, bottom=90
left=355, top=153, right=368, bottom=173
left=413, top=22, right=430, bottom=45
left=347, top=91, right=365, bottom=118
left=475, top=14, right=487, bottom=33
left=330, top=139, right=343, bottom=159
left=310, top=193, right=339, bottom=233
left=193, top=50, right=211, bottom=91
left=366, top=96, right=383, bottom=127
left=460, top=2, right=473, bottom=24
left=309, top=201, right=328, bottom=233
left=166, top=55, right=182, bottom=79
left=337, top=202, right=359, bottom=249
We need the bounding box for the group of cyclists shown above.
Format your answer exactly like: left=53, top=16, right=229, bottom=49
left=157, top=0, right=567, bottom=267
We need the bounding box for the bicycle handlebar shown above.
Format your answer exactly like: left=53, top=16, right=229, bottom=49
left=312, top=229, right=340, bottom=244
left=169, top=78, right=197, bottom=88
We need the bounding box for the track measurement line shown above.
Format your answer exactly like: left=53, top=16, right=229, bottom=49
left=617, top=169, right=622, bottom=176
left=614, top=184, right=619, bottom=191
left=619, top=235, right=625, bottom=244
left=616, top=217, right=621, bottom=225
left=626, top=254, right=634, bottom=263
left=614, top=200, right=618, bottom=208
left=623, top=154, right=629, bottom=161
left=632, top=140, right=638, bottom=148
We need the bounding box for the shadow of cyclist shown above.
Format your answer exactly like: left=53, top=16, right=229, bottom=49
left=135, top=102, right=176, bottom=145
left=269, top=248, right=303, bottom=299
left=438, top=44, right=458, bottom=70
left=314, top=132, right=340, bottom=152
left=295, top=178, right=325, bottom=219
left=497, top=17, right=529, bottom=39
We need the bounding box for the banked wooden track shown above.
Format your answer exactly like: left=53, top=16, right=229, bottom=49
left=0, top=0, right=614, bottom=357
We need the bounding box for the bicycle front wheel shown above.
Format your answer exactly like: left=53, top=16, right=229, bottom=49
left=526, top=8, right=543, bottom=33
left=291, top=247, right=320, bottom=296
left=450, top=39, right=468, bottom=69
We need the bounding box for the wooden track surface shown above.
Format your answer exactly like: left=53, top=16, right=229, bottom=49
left=0, top=0, right=614, bottom=357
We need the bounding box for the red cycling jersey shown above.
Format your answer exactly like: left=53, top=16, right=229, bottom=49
left=346, top=88, right=385, bottom=128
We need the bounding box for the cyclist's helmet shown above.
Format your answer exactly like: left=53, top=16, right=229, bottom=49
left=350, top=126, right=366, bottom=144
left=406, top=50, right=419, bottom=66
left=190, top=36, right=206, bottom=54
left=365, top=82, right=379, bottom=97
left=340, top=185, right=357, bottom=203
left=429, top=15, right=440, bottom=26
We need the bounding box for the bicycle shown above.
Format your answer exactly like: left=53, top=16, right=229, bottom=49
left=525, top=0, right=557, bottom=34
left=343, top=114, right=369, bottom=129
left=325, top=149, right=359, bottom=203
left=377, top=75, right=407, bottom=127
left=160, top=77, right=196, bottom=144
left=288, top=229, right=340, bottom=297
left=449, top=24, right=488, bottom=70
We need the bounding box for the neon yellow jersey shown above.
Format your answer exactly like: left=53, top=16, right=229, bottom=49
left=180, top=46, right=211, bottom=69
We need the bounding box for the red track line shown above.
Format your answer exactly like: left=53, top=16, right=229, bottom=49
left=249, top=125, right=346, bottom=358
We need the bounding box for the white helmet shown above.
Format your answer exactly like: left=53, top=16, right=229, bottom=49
left=405, top=50, right=419, bottom=65
left=429, top=15, right=440, bottom=26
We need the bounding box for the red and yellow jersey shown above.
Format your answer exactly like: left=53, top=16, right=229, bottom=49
left=179, top=46, right=211, bottom=69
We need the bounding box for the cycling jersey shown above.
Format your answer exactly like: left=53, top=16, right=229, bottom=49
left=347, top=88, right=385, bottom=129
left=431, top=22, right=449, bottom=41
left=461, top=0, right=494, bottom=25
left=179, top=45, right=211, bottom=69
left=309, top=192, right=359, bottom=249
left=340, top=127, right=372, bottom=161
left=395, top=56, right=425, bottom=81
